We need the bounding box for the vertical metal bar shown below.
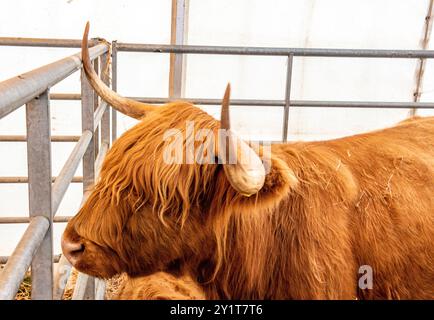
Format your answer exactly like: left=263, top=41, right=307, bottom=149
left=169, top=0, right=189, bottom=98
left=100, top=52, right=111, bottom=146
left=71, top=273, right=95, bottom=300
left=80, top=68, right=95, bottom=299
left=411, top=0, right=434, bottom=116
left=111, top=40, right=118, bottom=142
left=282, top=55, right=293, bottom=142
left=93, top=57, right=100, bottom=152
left=26, top=90, right=53, bottom=300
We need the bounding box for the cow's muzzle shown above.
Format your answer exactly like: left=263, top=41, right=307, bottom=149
left=61, top=234, right=85, bottom=266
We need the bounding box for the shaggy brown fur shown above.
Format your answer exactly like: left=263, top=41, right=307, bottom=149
left=114, top=272, right=206, bottom=300
left=63, top=103, right=434, bottom=299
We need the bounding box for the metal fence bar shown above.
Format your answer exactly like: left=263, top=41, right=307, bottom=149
left=169, top=0, right=188, bottom=98
left=93, top=101, right=108, bottom=131
left=0, top=37, right=98, bottom=48
left=45, top=93, right=434, bottom=109
left=411, top=0, right=434, bottom=117
left=0, top=216, right=71, bottom=224
left=122, top=97, right=434, bottom=109
left=0, top=43, right=107, bottom=120
left=79, top=67, right=96, bottom=299
left=111, top=41, right=118, bottom=142
left=282, top=55, right=293, bottom=142
left=50, top=93, right=81, bottom=100
left=93, top=59, right=100, bottom=156
left=115, top=43, right=434, bottom=58
left=0, top=135, right=80, bottom=142
left=51, top=131, right=93, bottom=216
left=100, top=52, right=111, bottom=146
left=72, top=273, right=95, bottom=300
left=0, top=176, right=83, bottom=183
left=95, top=143, right=109, bottom=177
left=4, top=37, right=434, bottom=59
left=94, top=278, right=106, bottom=300
left=0, top=253, right=60, bottom=265
left=0, top=216, right=49, bottom=299
left=25, top=90, right=53, bottom=300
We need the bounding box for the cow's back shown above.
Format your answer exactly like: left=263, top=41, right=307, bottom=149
left=274, top=116, right=434, bottom=299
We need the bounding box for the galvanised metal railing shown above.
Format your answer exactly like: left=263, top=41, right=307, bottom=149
left=0, top=39, right=110, bottom=300
left=1, top=37, right=434, bottom=300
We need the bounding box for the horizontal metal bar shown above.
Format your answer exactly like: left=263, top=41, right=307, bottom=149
left=46, top=94, right=434, bottom=109
left=0, top=216, right=49, bottom=299
left=94, top=101, right=108, bottom=131
left=50, top=93, right=81, bottom=100
left=0, top=176, right=83, bottom=183
left=0, top=135, right=80, bottom=142
left=0, top=43, right=108, bottom=120
left=130, top=97, right=434, bottom=109
left=51, top=130, right=92, bottom=216
left=116, top=43, right=434, bottom=58
left=3, top=37, right=434, bottom=58
left=0, top=37, right=99, bottom=48
left=0, top=254, right=61, bottom=265
left=0, top=216, right=72, bottom=224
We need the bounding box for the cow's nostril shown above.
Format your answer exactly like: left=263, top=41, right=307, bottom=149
left=61, top=236, right=85, bottom=265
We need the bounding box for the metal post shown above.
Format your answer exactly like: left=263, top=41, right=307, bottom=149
left=80, top=68, right=95, bottom=299
left=100, top=52, right=111, bottom=146
left=411, top=0, right=434, bottom=116
left=93, top=57, right=100, bottom=153
left=26, top=90, right=53, bottom=300
left=282, top=55, right=293, bottom=142
left=169, top=0, right=189, bottom=98
left=111, top=41, right=118, bottom=142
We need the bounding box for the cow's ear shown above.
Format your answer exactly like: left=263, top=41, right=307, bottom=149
left=253, top=155, right=298, bottom=207
left=213, top=153, right=298, bottom=212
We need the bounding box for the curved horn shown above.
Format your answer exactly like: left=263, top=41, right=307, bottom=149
left=219, top=84, right=266, bottom=196
left=82, top=22, right=158, bottom=119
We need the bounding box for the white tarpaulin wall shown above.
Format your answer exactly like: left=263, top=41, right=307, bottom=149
left=0, top=0, right=433, bottom=255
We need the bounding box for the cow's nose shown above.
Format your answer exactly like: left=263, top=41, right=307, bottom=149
left=61, top=235, right=85, bottom=265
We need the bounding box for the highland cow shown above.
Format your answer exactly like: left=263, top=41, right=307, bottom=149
left=62, top=23, right=434, bottom=299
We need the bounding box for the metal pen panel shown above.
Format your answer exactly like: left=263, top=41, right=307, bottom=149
left=25, top=90, right=53, bottom=299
